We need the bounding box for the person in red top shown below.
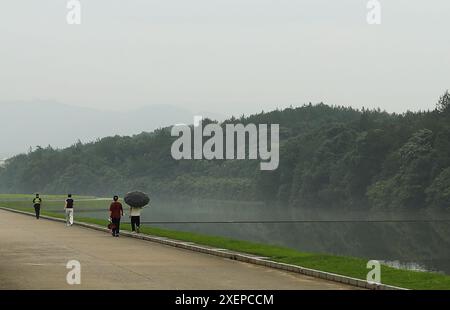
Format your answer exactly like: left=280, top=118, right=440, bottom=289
left=109, top=195, right=123, bottom=237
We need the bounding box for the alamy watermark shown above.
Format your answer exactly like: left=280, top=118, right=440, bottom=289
left=171, top=116, right=279, bottom=171
left=367, top=0, right=382, bottom=25
left=67, top=0, right=81, bottom=25
left=367, top=260, right=381, bottom=284
left=66, top=260, right=81, bottom=285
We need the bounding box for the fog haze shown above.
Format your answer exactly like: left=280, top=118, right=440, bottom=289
left=1, top=0, right=449, bottom=157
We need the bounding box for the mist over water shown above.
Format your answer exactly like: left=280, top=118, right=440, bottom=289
left=81, top=199, right=450, bottom=275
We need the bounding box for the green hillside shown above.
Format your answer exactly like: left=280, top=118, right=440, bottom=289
left=1, top=92, right=450, bottom=212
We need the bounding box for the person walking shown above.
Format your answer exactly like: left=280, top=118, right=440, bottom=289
left=109, top=195, right=123, bottom=237
left=129, top=206, right=142, bottom=233
left=32, top=193, right=42, bottom=219
left=65, top=194, right=74, bottom=226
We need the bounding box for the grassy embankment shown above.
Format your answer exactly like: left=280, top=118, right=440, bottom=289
left=1, top=194, right=449, bottom=290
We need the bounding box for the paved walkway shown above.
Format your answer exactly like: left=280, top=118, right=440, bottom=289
left=0, top=209, right=354, bottom=290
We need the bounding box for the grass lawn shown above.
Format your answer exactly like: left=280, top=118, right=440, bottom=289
left=1, top=194, right=450, bottom=290
left=0, top=194, right=97, bottom=200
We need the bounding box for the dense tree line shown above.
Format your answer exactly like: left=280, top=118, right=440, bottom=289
left=1, top=92, right=449, bottom=211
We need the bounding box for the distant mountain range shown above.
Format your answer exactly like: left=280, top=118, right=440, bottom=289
left=0, top=101, right=223, bottom=158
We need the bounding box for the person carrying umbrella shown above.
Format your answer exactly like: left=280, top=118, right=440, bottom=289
left=124, top=191, right=150, bottom=234
left=129, top=206, right=141, bottom=233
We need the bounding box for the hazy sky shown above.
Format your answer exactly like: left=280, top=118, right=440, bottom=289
left=0, top=0, right=449, bottom=116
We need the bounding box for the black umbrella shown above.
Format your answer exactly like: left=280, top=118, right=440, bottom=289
left=124, top=191, right=150, bottom=208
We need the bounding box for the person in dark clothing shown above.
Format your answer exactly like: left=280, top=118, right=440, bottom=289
left=109, top=195, right=123, bottom=237
left=65, top=194, right=75, bottom=226
left=33, top=193, right=42, bottom=219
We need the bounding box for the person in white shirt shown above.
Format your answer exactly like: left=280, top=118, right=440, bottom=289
left=129, top=206, right=141, bottom=233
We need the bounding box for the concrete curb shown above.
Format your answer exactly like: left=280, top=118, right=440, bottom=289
left=0, top=206, right=407, bottom=290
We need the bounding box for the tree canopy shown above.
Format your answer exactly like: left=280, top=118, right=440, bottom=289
left=1, top=94, right=449, bottom=212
